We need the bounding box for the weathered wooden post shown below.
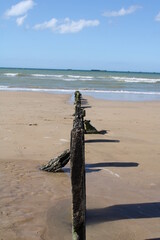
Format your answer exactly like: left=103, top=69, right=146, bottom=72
left=74, top=91, right=82, bottom=105
left=70, top=126, right=86, bottom=240
left=70, top=92, right=86, bottom=240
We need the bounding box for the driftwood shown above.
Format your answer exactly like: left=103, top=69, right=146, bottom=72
left=40, top=149, right=70, bottom=172
left=84, top=120, right=99, bottom=134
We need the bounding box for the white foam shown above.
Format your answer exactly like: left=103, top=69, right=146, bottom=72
left=0, top=86, right=75, bottom=93
left=81, top=89, right=160, bottom=95
left=59, top=75, right=94, bottom=81
left=0, top=86, right=160, bottom=95
left=111, top=76, right=160, bottom=83
left=3, top=73, right=18, bottom=77
left=67, top=75, right=82, bottom=78
left=31, top=74, right=64, bottom=78
left=0, top=85, right=8, bottom=88
left=3, top=72, right=159, bottom=83
left=67, top=75, right=93, bottom=79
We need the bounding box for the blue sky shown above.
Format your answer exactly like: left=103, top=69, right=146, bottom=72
left=1, top=0, right=160, bottom=72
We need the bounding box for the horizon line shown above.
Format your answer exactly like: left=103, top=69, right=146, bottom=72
left=0, top=66, right=160, bottom=75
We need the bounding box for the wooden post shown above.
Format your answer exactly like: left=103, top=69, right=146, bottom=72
left=70, top=124, right=86, bottom=240
left=74, top=91, right=82, bottom=105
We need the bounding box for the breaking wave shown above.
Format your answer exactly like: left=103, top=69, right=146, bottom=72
left=2, top=72, right=160, bottom=83
left=0, top=86, right=160, bottom=95
left=3, top=73, right=19, bottom=77
left=110, top=76, right=160, bottom=83
left=31, top=74, right=64, bottom=78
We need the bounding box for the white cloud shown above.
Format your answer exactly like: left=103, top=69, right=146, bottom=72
left=33, top=18, right=99, bottom=33
left=155, top=12, right=160, bottom=21
left=5, top=0, right=35, bottom=18
left=33, top=18, right=58, bottom=30
left=103, top=5, right=141, bottom=17
left=16, top=14, right=27, bottom=26
left=58, top=18, right=99, bottom=33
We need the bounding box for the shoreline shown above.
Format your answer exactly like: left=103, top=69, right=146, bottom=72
left=1, top=67, right=160, bottom=102
left=0, top=91, right=160, bottom=239
left=1, top=88, right=160, bottom=102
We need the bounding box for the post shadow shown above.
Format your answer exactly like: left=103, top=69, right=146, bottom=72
left=145, top=238, right=160, bottom=240
left=87, top=202, right=160, bottom=225
left=81, top=98, right=88, bottom=102
left=85, top=139, right=120, bottom=143
left=81, top=99, right=89, bottom=104
left=86, top=162, right=139, bottom=168
left=81, top=106, right=92, bottom=109
left=62, top=167, right=101, bottom=174
left=98, top=130, right=107, bottom=135
left=62, top=161, right=139, bottom=174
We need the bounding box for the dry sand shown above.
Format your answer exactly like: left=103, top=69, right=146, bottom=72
left=0, top=91, right=160, bottom=240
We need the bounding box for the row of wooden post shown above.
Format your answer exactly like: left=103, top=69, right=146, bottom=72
left=70, top=91, right=86, bottom=240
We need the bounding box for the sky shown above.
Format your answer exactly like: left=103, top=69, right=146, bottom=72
left=1, top=0, right=160, bottom=72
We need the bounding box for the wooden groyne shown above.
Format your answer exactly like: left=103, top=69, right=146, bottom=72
left=40, top=90, right=103, bottom=239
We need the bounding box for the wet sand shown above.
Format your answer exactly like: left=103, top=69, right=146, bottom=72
left=0, top=92, right=160, bottom=240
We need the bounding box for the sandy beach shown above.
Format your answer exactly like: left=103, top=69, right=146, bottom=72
left=0, top=91, right=160, bottom=240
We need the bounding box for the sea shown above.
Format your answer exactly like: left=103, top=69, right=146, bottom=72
left=0, top=67, right=160, bottom=101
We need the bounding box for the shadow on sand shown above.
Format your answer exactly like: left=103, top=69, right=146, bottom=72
left=63, top=167, right=101, bottom=174
left=85, top=139, right=120, bottom=143
left=81, top=105, right=92, bottom=109
left=145, top=238, right=160, bottom=240
left=87, top=202, right=160, bottom=225
left=86, top=162, right=139, bottom=168
left=63, top=161, right=139, bottom=174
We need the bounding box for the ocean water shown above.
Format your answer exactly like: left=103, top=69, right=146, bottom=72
left=0, top=68, right=160, bottom=101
